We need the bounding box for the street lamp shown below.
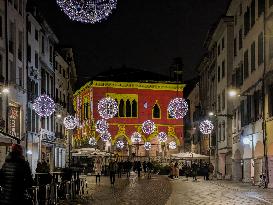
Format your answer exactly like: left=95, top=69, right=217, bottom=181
left=208, top=112, right=214, bottom=116
left=2, top=87, right=9, bottom=94
left=228, top=89, right=238, bottom=97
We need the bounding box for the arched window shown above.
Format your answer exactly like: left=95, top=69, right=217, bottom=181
left=126, top=100, right=131, bottom=117
left=153, top=103, right=160, bottom=118
left=114, top=99, right=118, bottom=117
left=132, top=100, right=137, bottom=117
left=119, top=99, right=125, bottom=117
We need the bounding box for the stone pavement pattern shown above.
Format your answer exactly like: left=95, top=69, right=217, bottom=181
left=167, top=178, right=273, bottom=205
left=62, top=174, right=273, bottom=205
left=62, top=173, right=172, bottom=205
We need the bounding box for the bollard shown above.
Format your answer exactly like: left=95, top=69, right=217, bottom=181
left=65, top=181, right=71, bottom=200
left=32, top=186, right=39, bottom=205
left=45, top=184, right=51, bottom=205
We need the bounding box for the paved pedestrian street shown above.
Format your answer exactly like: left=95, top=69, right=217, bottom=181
left=62, top=174, right=273, bottom=205
left=167, top=178, right=273, bottom=205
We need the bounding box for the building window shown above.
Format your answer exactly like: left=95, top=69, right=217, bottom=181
left=222, top=60, right=225, bottom=79
left=269, top=37, right=273, bottom=60
left=251, top=0, right=255, bottom=27
left=14, top=0, right=18, bottom=10
left=18, top=31, right=23, bottom=61
left=153, top=103, right=160, bottom=119
left=222, top=121, right=225, bottom=141
left=222, top=89, right=225, bottom=110
left=270, top=0, right=273, bottom=8
left=251, top=41, right=255, bottom=72
left=258, top=32, right=264, bottom=65
left=244, top=7, right=250, bottom=36
left=269, top=84, right=273, bottom=117
left=132, top=100, right=137, bottom=117
left=218, top=124, right=221, bottom=141
left=234, top=38, right=237, bottom=57
left=239, top=29, right=243, bottom=49
left=217, top=95, right=221, bottom=112
left=253, top=90, right=260, bottom=120
left=244, top=50, right=249, bottom=79
left=41, top=35, right=45, bottom=53
left=258, top=0, right=265, bottom=17
left=18, top=67, right=23, bottom=86
left=35, top=29, right=39, bottom=41
left=27, top=20, right=31, bottom=33
left=18, top=0, right=22, bottom=15
left=35, top=52, right=38, bottom=68
left=119, top=99, right=125, bottom=117
left=125, top=100, right=132, bottom=117
left=0, top=54, right=3, bottom=81
left=239, top=3, right=242, bottom=15
left=222, top=37, right=225, bottom=50
left=218, top=45, right=220, bottom=56
left=27, top=45, right=31, bottom=62
left=218, top=66, right=220, bottom=82
left=49, top=45, right=53, bottom=63
left=0, top=16, right=2, bottom=38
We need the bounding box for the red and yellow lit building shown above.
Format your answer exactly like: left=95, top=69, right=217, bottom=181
left=73, top=80, right=185, bottom=158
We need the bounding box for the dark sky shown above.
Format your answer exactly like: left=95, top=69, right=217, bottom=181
left=37, top=0, right=230, bottom=83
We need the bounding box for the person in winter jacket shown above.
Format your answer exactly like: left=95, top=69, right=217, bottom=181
left=0, top=144, right=33, bottom=205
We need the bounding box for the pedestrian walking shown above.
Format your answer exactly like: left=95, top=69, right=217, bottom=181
left=94, top=158, right=102, bottom=184
left=169, top=161, right=174, bottom=179
left=208, top=163, right=214, bottom=180
left=117, top=160, right=123, bottom=178
left=147, top=160, right=153, bottom=179
left=109, top=159, right=117, bottom=185
left=191, top=162, right=198, bottom=181
left=0, top=144, right=33, bottom=205
left=143, top=161, right=147, bottom=173
left=174, top=162, right=179, bottom=179
left=125, top=159, right=132, bottom=178
left=136, top=161, right=142, bottom=177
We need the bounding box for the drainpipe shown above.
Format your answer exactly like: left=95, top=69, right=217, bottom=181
left=262, top=11, right=269, bottom=188
left=5, top=0, right=9, bottom=137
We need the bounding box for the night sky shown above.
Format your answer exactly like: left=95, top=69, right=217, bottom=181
left=36, top=0, right=230, bottom=84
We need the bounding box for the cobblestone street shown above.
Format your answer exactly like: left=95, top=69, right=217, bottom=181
left=62, top=174, right=273, bottom=205
left=167, top=177, right=273, bottom=205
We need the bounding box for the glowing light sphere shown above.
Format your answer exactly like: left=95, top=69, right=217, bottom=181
left=33, top=94, right=56, bottom=117
left=131, top=132, right=142, bottom=143
left=169, top=141, right=177, bottom=149
left=98, top=97, right=118, bottom=119
left=157, top=132, right=168, bottom=143
left=63, top=115, right=78, bottom=130
left=56, top=0, right=117, bottom=24
left=167, top=98, right=188, bottom=119
left=199, top=120, right=214, bottom=134
left=95, top=119, right=109, bottom=134
left=100, top=132, right=111, bottom=142
left=89, top=137, right=97, bottom=146
left=144, top=142, right=152, bottom=150
left=142, top=120, right=156, bottom=135
left=116, top=140, right=124, bottom=149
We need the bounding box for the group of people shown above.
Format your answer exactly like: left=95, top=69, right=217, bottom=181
left=93, top=158, right=154, bottom=186
left=169, top=161, right=214, bottom=181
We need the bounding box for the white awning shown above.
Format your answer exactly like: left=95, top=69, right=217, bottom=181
left=0, top=133, right=17, bottom=144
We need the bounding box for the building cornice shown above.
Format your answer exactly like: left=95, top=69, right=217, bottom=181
left=74, top=80, right=185, bottom=96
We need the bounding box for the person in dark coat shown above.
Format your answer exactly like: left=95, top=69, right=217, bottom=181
left=109, top=159, right=117, bottom=185
left=0, top=144, right=33, bottom=205
left=136, top=161, right=142, bottom=177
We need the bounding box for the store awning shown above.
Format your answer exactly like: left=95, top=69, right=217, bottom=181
left=0, top=132, right=18, bottom=145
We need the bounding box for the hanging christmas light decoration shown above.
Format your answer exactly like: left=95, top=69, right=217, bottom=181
left=167, top=98, right=188, bottom=119
left=157, top=132, right=168, bottom=143
left=199, top=120, right=214, bottom=135
left=95, top=119, right=109, bottom=134
left=100, top=132, right=111, bottom=142
left=131, top=132, right=142, bottom=143
left=89, top=137, right=97, bottom=146
left=98, top=97, right=118, bottom=119
left=33, top=94, right=56, bottom=117
left=56, top=0, right=118, bottom=24
left=116, top=140, right=124, bottom=149
left=142, top=120, right=156, bottom=135
left=144, top=142, right=152, bottom=150
left=169, top=141, right=177, bottom=150
left=63, top=115, right=78, bottom=130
